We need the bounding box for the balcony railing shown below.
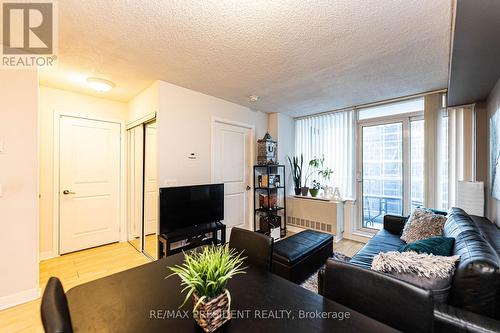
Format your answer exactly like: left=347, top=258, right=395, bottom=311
left=362, top=195, right=423, bottom=229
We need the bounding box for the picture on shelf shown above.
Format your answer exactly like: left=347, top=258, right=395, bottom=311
left=274, top=175, right=281, bottom=187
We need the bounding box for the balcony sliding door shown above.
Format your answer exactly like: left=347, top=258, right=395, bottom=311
left=357, top=98, right=425, bottom=231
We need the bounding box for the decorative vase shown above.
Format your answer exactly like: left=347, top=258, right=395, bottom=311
left=294, top=187, right=301, bottom=195
left=300, top=187, right=309, bottom=196
left=309, top=188, right=319, bottom=197
left=332, top=187, right=343, bottom=202
left=193, top=290, right=231, bottom=333
left=322, top=186, right=333, bottom=199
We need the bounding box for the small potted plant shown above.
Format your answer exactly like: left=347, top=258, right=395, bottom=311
left=167, top=245, right=246, bottom=332
left=287, top=155, right=303, bottom=195
left=318, top=163, right=334, bottom=199
left=309, top=180, right=321, bottom=197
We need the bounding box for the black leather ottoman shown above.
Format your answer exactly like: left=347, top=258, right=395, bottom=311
left=272, top=230, right=333, bottom=283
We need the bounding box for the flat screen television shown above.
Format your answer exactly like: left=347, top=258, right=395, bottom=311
left=159, top=183, right=224, bottom=233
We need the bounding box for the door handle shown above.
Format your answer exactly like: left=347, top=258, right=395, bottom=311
left=63, top=190, right=76, bottom=195
left=246, top=185, right=251, bottom=191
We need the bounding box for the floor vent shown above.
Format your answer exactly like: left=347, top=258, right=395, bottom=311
left=287, top=216, right=332, bottom=233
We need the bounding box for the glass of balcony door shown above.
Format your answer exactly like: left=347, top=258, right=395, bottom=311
left=361, top=122, right=403, bottom=229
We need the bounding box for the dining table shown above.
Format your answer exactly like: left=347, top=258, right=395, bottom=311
left=66, top=251, right=399, bottom=332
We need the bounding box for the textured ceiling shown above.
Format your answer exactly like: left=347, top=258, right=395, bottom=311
left=40, top=0, right=453, bottom=117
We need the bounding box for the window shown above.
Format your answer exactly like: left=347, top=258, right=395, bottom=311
left=295, top=95, right=447, bottom=233
left=358, top=98, right=424, bottom=121
left=295, top=110, right=355, bottom=198
left=358, top=98, right=424, bottom=230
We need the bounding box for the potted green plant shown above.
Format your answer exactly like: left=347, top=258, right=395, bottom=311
left=167, top=245, right=246, bottom=332
left=287, top=155, right=303, bottom=195
left=305, top=156, right=333, bottom=198
left=318, top=161, right=333, bottom=199
left=309, top=180, right=321, bottom=197
left=302, top=157, right=322, bottom=196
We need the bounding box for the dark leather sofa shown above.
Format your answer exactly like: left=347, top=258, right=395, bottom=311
left=319, top=207, right=500, bottom=332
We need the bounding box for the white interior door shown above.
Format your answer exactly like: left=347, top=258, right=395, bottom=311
left=60, top=116, right=121, bottom=254
left=214, top=122, right=252, bottom=235
left=144, top=122, right=158, bottom=236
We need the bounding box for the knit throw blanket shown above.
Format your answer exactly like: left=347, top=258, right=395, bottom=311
left=372, top=251, right=460, bottom=279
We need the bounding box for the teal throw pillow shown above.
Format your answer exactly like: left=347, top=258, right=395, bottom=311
left=399, top=236, right=455, bottom=256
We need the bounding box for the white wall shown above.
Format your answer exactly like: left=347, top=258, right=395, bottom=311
left=268, top=113, right=295, bottom=195
left=127, top=81, right=159, bottom=124
left=156, top=81, right=268, bottom=187
left=486, top=78, right=500, bottom=227
left=0, top=69, right=39, bottom=309
left=38, top=86, right=127, bottom=258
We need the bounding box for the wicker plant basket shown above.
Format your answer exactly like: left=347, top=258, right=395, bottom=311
left=192, top=289, right=231, bottom=333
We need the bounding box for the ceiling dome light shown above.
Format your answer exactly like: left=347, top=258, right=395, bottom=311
left=86, top=77, right=115, bottom=92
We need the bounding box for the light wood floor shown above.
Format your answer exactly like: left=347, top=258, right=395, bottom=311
left=0, top=237, right=363, bottom=333
left=333, top=239, right=365, bottom=258
left=0, top=242, right=149, bottom=333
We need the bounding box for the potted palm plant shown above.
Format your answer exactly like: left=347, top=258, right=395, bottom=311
left=288, top=154, right=303, bottom=195
left=167, top=245, right=246, bottom=332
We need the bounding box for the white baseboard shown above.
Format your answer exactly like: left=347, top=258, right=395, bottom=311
left=0, top=287, right=40, bottom=311
left=40, top=250, right=57, bottom=261
left=286, top=225, right=306, bottom=234
left=343, top=231, right=371, bottom=244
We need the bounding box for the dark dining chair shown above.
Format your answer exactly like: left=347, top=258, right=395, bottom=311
left=322, top=259, right=434, bottom=333
left=41, top=277, right=73, bottom=333
left=229, top=227, right=273, bottom=271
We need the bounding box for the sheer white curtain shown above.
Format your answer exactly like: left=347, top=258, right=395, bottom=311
left=447, top=105, right=475, bottom=207
left=295, top=110, right=355, bottom=198
left=424, top=93, right=449, bottom=210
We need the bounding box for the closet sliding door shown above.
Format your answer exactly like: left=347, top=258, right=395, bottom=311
left=127, top=119, right=158, bottom=259
left=143, top=121, right=158, bottom=259
left=127, top=125, right=144, bottom=252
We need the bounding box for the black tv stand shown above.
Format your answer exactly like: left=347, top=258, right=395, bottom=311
left=158, top=222, right=226, bottom=258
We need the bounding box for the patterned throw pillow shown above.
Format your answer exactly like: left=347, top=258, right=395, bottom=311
left=400, top=208, right=447, bottom=243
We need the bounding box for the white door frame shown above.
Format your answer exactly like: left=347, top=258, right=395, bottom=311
left=52, top=111, right=126, bottom=257
left=211, top=117, right=255, bottom=231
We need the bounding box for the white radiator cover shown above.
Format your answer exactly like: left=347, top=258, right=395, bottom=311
left=286, top=196, right=344, bottom=242
left=456, top=181, right=484, bottom=217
